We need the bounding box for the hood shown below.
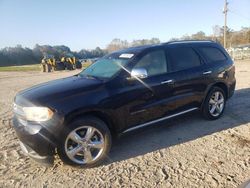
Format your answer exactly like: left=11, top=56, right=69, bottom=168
left=15, top=75, right=103, bottom=106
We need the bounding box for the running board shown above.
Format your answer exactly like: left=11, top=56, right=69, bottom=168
left=123, top=107, right=199, bottom=133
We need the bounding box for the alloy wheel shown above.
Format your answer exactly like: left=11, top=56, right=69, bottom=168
left=208, top=91, right=225, bottom=117
left=64, top=126, right=105, bottom=165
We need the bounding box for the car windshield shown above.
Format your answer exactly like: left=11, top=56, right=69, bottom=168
left=79, top=55, right=131, bottom=79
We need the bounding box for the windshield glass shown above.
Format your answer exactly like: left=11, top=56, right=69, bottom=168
left=79, top=55, right=131, bottom=79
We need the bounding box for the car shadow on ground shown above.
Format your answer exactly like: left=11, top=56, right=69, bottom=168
left=106, top=87, right=250, bottom=164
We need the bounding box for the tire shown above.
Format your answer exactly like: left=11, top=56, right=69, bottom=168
left=58, top=116, right=112, bottom=167
left=55, top=62, right=65, bottom=71
left=76, top=61, right=82, bottom=69
left=65, top=62, right=73, bottom=70
left=202, top=87, right=226, bottom=120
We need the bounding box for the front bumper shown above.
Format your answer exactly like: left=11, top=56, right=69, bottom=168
left=19, top=141, right=54, bottom=166
left=12, top=116, right=58, bottom=165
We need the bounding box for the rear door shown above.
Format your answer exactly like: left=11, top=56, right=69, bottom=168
left=164, top=44, right=208, bottom=112
left=197, top=45, right=230, bottom=77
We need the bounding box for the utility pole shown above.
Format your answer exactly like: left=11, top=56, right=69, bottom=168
left=223, top=0, right=229, bottom=48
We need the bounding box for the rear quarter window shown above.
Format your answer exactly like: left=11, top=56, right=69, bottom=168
left=199, top=47, right=227, bottom=63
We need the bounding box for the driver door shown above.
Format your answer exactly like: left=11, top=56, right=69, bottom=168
left=123, top=49, right=176, bottom=128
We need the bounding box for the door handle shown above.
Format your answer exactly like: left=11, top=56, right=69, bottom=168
left=161, top=79, right=174, bottom=85
left=203, top=71, right=212, bottom=75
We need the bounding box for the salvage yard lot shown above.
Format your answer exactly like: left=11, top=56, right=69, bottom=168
left=0, top=60, right=249, bottom=187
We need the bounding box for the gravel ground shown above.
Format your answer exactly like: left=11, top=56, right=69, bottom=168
left=0, top=61, right=249, bottom=188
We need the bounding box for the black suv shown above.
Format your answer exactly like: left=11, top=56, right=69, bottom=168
left=13, top=40, right=236, bottom=167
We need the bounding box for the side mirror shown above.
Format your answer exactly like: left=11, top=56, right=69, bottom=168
left=130, top=68, right=148, bottom=79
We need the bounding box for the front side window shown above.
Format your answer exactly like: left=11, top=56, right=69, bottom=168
left=168, top=47, right=201, bottom=72
left=133, top=50, right=167, bottom=77
left=79, top=55, right=130, bottom=79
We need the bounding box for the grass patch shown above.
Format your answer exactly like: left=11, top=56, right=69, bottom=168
left=0, top=61, right=93, bottom=72
left=0, top=64, right=40, bottom=72
left=82, top=61, right=92, bottom=68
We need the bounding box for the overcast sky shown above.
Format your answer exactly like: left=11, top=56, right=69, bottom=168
left=0, top=0, right=249, bottom=51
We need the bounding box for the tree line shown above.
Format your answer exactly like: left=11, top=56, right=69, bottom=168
left=0, top=44, right=107, bottom=66
left=0, top=26, right=249, bottom=67
left=169, top=26, right=250, bottom=48
left=105, top=27, right=250, bottom=52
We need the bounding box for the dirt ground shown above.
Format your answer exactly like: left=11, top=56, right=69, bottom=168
left=0, top=61, right=249, bottom=188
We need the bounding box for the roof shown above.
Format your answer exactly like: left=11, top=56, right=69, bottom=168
left=114, top=40, right=217, bottom=54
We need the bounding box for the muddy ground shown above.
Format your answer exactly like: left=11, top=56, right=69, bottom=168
left=0, top=61, right=249, bottom=187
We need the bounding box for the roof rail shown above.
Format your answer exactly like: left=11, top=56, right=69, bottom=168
left=166, top=40, right=216, bottom=44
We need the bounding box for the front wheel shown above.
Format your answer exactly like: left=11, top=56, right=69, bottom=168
left=58, top=117, right=112, bottom=167
left=202, top=87, right=226, bottom=120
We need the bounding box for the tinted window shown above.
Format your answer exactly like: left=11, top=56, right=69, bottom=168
left=168, top=47, right=201, bottom=72
left=199, top=47, right=227, bottom=63
left=134, top=50, right=167, bottom=77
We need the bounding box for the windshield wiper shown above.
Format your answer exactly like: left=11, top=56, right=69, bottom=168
left=80, top=74, right=103, bottom=81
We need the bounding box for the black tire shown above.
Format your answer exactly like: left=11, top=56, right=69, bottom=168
left=75, top=61, right=82, bottom=69
left=58, top=116, right=112, bottom=167
left=65, top=62, right=73, bottom=70
left=202, top=86, right=226, bottom=120
left=55, top=62, right=65, bottom=71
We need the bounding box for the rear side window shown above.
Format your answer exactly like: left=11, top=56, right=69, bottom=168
left=199, top=47, right=227, bottom=63
left=167, top=47, right=201, bottom=72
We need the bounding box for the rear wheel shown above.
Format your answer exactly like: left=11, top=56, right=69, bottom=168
left=58, top=117, right=112, bottom=167
left=202, top=87, right=226, bottom=120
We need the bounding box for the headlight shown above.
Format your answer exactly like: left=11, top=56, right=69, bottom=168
left=22, top=107, right=53, bottom=122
